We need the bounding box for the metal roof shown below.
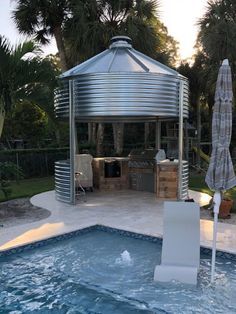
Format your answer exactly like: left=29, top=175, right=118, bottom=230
left=60, top=36, right=179, bottom=78
left=55, top=36, right=189, bottom=122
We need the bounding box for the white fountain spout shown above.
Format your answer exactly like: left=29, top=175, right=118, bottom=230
left=121, top=250, right=132, bottom=263
left=115, top=250, right=133, bottom=266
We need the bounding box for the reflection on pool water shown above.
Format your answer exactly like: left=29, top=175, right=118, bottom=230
left=0, top=229, right=236, bottom=313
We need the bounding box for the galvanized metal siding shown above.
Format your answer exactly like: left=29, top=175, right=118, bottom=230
left=182, top=80, right=189, bottom=118
left=55, top=160, right=71, bottom=203
left=182, top=161, right=189, bottom=199
left=54, top=81, right=69, bottom=118
left=55, top=73, right=189, bottom=121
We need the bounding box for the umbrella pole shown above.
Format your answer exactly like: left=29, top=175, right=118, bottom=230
left=211, top=191, right=221, bottom=283
left=178, top=81, right=184, bottom=200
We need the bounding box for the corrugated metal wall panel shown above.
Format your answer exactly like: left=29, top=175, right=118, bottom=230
left=55, top=160, right=71, bottom=203
left=55, top=73, right=189, bottom=121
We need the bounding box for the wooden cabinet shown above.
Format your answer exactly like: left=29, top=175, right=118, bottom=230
left=156, top=163, right=178, bottom=199
left=93, top=157, right=129, bottom=190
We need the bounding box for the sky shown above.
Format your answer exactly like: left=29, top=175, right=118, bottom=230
left=160, top=0, right=208, bottom=60
left=0, top=0, right=56, bottom=55
left=0, top=0, right=208, bottom=60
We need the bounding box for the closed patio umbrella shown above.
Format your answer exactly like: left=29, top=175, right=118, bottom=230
left=205, top=59, right=236, bottom=282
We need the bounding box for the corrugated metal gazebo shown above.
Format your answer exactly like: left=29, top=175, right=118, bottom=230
left=54, top=36, right=189, bottom=204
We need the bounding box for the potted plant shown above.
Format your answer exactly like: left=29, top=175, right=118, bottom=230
left=219, top=193, right=233, bottom=219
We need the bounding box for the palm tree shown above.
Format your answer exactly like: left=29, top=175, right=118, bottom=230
left=66, top=0, right=178, bottom=65
left=65, top=0, right=170, bottom=65
left=0, top=36, right=57, bottom=139
left=13, top=0, right=71, bottom=71
left=198, top=0, right=236, bottom=63
left=197, top=0, right=236, bottom=98
left=195, top=0, right=236, bottom=157
left=25, top=79, right=66, bottom=146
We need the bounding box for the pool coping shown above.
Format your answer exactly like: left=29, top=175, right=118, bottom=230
left=1, top=224, right=236, bottom=262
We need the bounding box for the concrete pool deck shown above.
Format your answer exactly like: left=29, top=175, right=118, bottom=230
left=0, top=189, right=236, bottom=255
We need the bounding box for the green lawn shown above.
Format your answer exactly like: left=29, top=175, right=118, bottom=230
left=189, top=173, right=236, bottom=212
left=189, top=174, right=213, bottom=196
left=0, top=176, right=54, bottom=202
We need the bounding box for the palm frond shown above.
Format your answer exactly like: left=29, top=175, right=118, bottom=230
left=12, top=0, right=40, bottom=34
left=34, top=29, right=51, bottom=45
left=12, top=40, right=41, bottom=61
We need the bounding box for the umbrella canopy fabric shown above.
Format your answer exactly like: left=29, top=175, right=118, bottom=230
left=206, top=59, right=236, bottom=283
left=206, top=60, right=236, bottom=191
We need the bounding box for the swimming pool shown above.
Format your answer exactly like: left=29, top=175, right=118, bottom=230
left=0, top=226, right=236, bottom=313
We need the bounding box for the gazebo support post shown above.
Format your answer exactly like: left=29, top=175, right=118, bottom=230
left=178, top=81, right=184, bottom=200
left=69, top=79, right=76, bottom=205
left=155, top=120, right=161, bottom=149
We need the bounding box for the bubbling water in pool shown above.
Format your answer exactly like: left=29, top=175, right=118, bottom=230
left=1, top=230, right=236, bottom=313
left=115, top=250, right=133, bottom=266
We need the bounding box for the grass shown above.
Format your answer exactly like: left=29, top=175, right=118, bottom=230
left=2, top=173, right=236, bottom=212
left=189, top=172, right=236, bottom=212
left=0, top=176, right=54, bottom=202
left=189, top=173, right=213, bottom=196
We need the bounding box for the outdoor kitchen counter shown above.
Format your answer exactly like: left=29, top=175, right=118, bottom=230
left=92, top=157, right=129, bottom=190
left=92, top=157, right=188, bottom=199
left=156, top=160, right=188, bottom=199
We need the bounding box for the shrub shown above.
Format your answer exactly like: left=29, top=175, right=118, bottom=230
left=0, top=162, right=23, bottom=198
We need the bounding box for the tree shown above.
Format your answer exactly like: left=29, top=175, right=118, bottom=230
left=0, top=36, right=57, bottom=139
left=3, top=102, right=48, bottom=147
left=178, top=54, right=205, bottom=167
left=0, top=162, right=23, bottom=198
left=193, top=0, right=236, bottom=156
left=197, top=0, right=236, bottom=103
left=22, top=54, right=66, bottom=146
left=198, top=0, right=236, bottom=63
left=151, top=19, right=179, bottom=66
left=13, top=0, right=71, bottom=71
left=65, top=0, right=178, bottom=67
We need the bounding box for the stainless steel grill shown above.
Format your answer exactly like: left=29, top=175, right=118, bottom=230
left=128, top=149, right=157, bottom=167
left=128, top=149, right=157, bottom=192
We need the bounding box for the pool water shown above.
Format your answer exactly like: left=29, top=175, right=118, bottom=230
left=0, top=229, right=236, bottom=313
